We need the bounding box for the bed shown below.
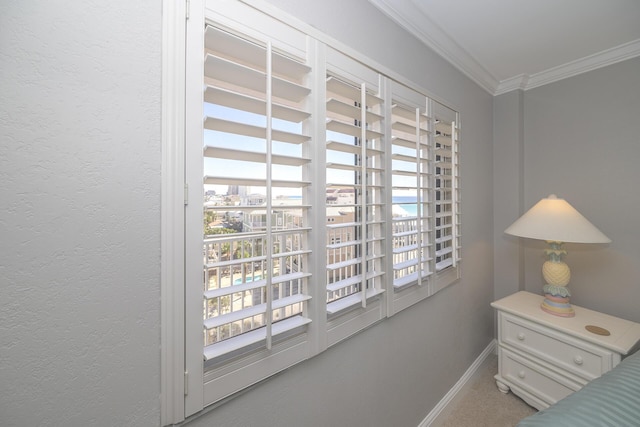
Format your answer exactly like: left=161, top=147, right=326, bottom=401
left=517, top=349, right=640, bottom=426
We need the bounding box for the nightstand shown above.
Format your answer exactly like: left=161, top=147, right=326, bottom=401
left=491, top=291, right=640, bottom=410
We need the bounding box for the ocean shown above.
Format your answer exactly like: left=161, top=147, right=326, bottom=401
left=393, top=196, right=418, bottom=217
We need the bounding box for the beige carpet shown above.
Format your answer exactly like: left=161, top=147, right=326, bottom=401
left=438, top=354, right=537, bottom=427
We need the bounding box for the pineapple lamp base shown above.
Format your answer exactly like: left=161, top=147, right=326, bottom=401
left=541, top=284, right=575, bottom=317
left=540, top=243, right=575, bottom=317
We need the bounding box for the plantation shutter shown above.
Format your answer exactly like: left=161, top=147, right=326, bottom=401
left=324, top=53, right=386, bottom=324
left=187, top=24, right=314, bottom=408
left=433, top=102, right=460, bottom=273
left=202, top=25, right=312, bottom=360
left=390, top=96, right=433, bottom=289
left=180, top=2, right=465, bottom=420
left=385, top=82, right=461, bottom=313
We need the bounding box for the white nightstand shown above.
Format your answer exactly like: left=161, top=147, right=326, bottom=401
left=491, top=291, right=640, bottom=411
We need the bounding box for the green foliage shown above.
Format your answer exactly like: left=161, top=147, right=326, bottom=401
left=204, top=210, right=217, bottom=224
left=205, top=227, right=236, bottom=236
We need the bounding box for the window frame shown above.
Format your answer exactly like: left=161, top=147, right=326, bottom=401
left=160, top=0, right=188, bottom=424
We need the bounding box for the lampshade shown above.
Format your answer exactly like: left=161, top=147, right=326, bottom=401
left=504, top=194, right=610, bottom=318
left=504, top=194, right=610, bottom=244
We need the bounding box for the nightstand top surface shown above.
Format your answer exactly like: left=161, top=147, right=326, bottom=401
left=492, top=291, right=640, bottom=355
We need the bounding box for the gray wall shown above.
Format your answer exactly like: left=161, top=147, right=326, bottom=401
left=1, top=1, right=161, bottom=426
left=493, top=90, right=525, bottom=299
left=1, top=0, right=494, bottom=426
left=494, top=58, right=640, bottom=323
left=520, top=58, right=640, bottom=322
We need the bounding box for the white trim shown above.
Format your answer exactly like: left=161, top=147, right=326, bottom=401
left=494, top=74, right=529, bottom=95
left=184, top=0, right=207, bottom=417
left=368, top=0, right=498, bottom=95
left=418, top=339, right=497, bottom=427
left=160, top=0, right=187, bottom=424
left=369, top=1, right=640, bottom=96
left=495, top=39, right=640, bottom=95
left=512, top=38, right=640, bottom=93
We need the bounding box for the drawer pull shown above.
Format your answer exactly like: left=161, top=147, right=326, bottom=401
left=517, top=332, right=526, bottom=341
left=518, top=370, right=526, bottom=379
left=573, top=355, right=584, bottom=365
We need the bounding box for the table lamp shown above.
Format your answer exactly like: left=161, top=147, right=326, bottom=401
left=504, top=194, right=611, bottom=317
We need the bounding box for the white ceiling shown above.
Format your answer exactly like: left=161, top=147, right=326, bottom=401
left=369, top=0, right=640, bottom=95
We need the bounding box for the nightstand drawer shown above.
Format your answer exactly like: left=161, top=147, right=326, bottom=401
left=501, top=312, right=612, bottom=381
left=499, top=347, right=579, bottom=406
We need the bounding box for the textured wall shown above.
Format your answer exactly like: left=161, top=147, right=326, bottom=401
left=0, top=1, right=161, bottom=426
left=0, top=0, right=495, bottom=425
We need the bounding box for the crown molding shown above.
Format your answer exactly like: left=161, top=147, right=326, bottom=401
left=369, top=0, right=499, bottom=95
left=495, top=39, right=640, bottom=95
left=521, top=38, right=640, bottom=92
left=493, top=74, right=528, bottom=95
left=370, top=0, right=640, bottom=96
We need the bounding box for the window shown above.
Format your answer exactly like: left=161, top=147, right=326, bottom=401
left=200, top=24, right=312, bottom=361
left=388, top=83, right=433, bottom=313
left=167, top=0, right=461, bottom=422
left=324, top=49, right=386, bottom=343
left=432, top=102, right=461, bottom=293
left=184, top=4, right=314, bottom=413
left=386, top=82, right=461, bottom=313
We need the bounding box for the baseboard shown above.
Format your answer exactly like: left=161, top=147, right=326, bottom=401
left=418, top=339, right=497, bottom=427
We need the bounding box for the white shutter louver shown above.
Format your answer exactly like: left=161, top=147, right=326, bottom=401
left=201, top=25, right=313, bottom=361
left=325, top=74, right=386, bottom=315
left=433, top=103, right=460, bottom=273
left=390, top=100, right=433, bottom=289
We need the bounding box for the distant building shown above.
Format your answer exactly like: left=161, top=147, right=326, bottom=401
left=326, top=187, right=355, bottom=205
left=242, top=193, right=266, bottom=206
left=227, top=185, right=249, bottom=196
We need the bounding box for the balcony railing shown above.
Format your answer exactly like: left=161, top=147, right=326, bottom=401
left=203, top=230, right=310, bottom=349
left=391, top=215, right=432, bottom=288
